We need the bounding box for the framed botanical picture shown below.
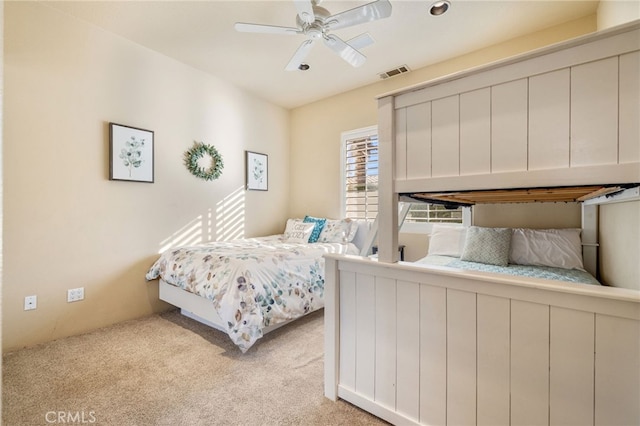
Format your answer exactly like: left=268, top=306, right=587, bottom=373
left=109, top=123, right=154, bottom=183
left=246, top=151, right=268, bottom=191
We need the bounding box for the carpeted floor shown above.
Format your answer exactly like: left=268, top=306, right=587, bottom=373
left=3, top=309, right=386, bottom=425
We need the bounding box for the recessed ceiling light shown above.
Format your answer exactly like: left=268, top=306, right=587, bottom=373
left=429, top=0, right=450, bottom=16
left=298, top=63, right=310, bottom=71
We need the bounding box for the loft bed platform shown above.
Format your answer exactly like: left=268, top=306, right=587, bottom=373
left=402, top=183, right=639, bottom=206
left=325, top=20, right=640, bottom=426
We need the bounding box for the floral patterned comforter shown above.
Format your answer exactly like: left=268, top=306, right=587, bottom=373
left=146, top=236, right=358, bottom=352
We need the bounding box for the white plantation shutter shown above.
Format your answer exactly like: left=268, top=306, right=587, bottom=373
left=344, top=132, right=379, bottom=221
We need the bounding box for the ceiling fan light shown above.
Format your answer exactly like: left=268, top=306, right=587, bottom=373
left=429, top=1, right=450, bottom=16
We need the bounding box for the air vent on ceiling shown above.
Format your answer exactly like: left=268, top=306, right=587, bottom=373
left=379, top=65, right=411, bottom=80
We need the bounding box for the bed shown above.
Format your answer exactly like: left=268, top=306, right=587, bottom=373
left=324, top=21, right=640, bottom=426
left=146, top=218, right=369, bottom=352
left=414, top=224, right=602, bottom=284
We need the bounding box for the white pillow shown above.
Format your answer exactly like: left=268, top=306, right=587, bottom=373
left=318, top=218, right=358, bottom=243
left=283, top=220, right=315, bottom=243
left=427, top=224, right=467, bottom=257
left=509, top=228, right=584, bottom=270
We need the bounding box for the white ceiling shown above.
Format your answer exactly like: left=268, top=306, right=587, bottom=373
left=45, top=0, right=599, bottom=109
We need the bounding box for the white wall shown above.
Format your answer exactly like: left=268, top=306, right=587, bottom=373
left=598, top=0, right=640, bottom=30
left=473, top=203, right=582, bottom=229
left=599, top=201, right=640, bottom=289
left=3, top=2, right=290, bottom=351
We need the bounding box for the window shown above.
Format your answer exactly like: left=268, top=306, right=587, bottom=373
left=342, top=126, right=379, bottom=221
left=404, top=203, right=463, bottom=224
left=342, top=126, right=464, bottom=232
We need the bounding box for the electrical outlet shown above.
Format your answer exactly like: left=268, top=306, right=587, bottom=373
left=24, top=295, right=37, bottom=311
left=67, top=287, right=84, bottom=303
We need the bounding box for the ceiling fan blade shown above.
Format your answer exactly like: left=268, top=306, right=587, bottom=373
left=323, top=34, right=366, bottom=68
left=325, top=0, right=392, bottom=31
left=285, top=39, right=316, bottom=71
left=234, top=22, right=301, bottom=35
left=347, top=33, right=375, bottom=50
left=293, top=0, right=315, bottom=25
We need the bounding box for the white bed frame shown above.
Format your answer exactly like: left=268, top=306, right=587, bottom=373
left=324, top=21, right=640, bottom=426
left=159, top=279, right=303, bottom=334
left=324, top=252, right=640, bottom=426
left=159, top=221, right=372, bottom=336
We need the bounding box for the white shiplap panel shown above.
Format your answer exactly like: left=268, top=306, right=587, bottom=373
left=432, top=95, right=460, bottom=177
left=355, top=273, right=376, bottom=400
left=392, top=25, right=640, bottom=109
left=477, top=295, right=510, bottom=426
left=511, top=300, right=549, bottom=425
left=460, top=88, right=491, bottom=176
left=619, top=51, right=640, bottom=164
left=549, top=307, right=594, bottom=426
left=406, top=102, right=432, bottom=179
left=395, top=107, right=407, bottom=181
left=396, top=280, right=420, bottom=421
left=447, top=289, right=477, bottom=426
left=529, top=69, right=570, bottom=170
left=420, top=284, right=447, bottom=426
left=339, top=270, right=357, bottom=390
left=492, top=79, right=528, bottom=173
left=595, top=314, right=640, bottom=426
left=375, top=276, right=397, bottom=410
left=571, top=57, right=619, bottom=167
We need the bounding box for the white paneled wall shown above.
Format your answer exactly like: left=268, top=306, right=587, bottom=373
left=325, top=256, right=640, bottom=426
left=390, top=24, right=640, bottom=193
left=619, top=51, right=640, bottom=163
left=529, top=69, right=570, bottom=170
left=432, top=96, right=460, bottom=177
left=460, top=89, right=491, bottom=176
left=571, top=57, right=619, bottom=166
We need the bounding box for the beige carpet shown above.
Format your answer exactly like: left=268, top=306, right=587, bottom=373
left=3, top=309, right=386, bottom=425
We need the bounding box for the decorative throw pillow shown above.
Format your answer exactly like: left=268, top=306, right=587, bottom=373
left=283, top=218, right=302, bottom=233
left=510, top=228, right=584, bottom=270
left=460, top=226, right=512, bottom=266
left=427, top=224, right=467, bottom=257
left=303, top=215, right=327, bottom=243
left=318, top=218, right=358, bottom=243
left=283, top=220, right=315, bottom=243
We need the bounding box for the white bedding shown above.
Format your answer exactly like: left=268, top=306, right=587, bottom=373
left=414, top=254, right=601, bottom=286
left=146, top=235, right=358, bottom=352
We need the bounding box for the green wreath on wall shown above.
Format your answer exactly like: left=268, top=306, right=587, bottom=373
left=184, top=141, right=224, bottom=181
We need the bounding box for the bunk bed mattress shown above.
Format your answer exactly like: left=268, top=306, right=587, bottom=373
left=414, top=255, right=601, bottom=285
left=146, top=236, right=359, bottom=352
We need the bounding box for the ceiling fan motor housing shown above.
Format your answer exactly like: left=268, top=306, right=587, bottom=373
left=297, top=6, right=331, bottom=39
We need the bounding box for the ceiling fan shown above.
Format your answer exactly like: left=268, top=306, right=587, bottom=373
left=234, top=0, right=392, bottom=71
